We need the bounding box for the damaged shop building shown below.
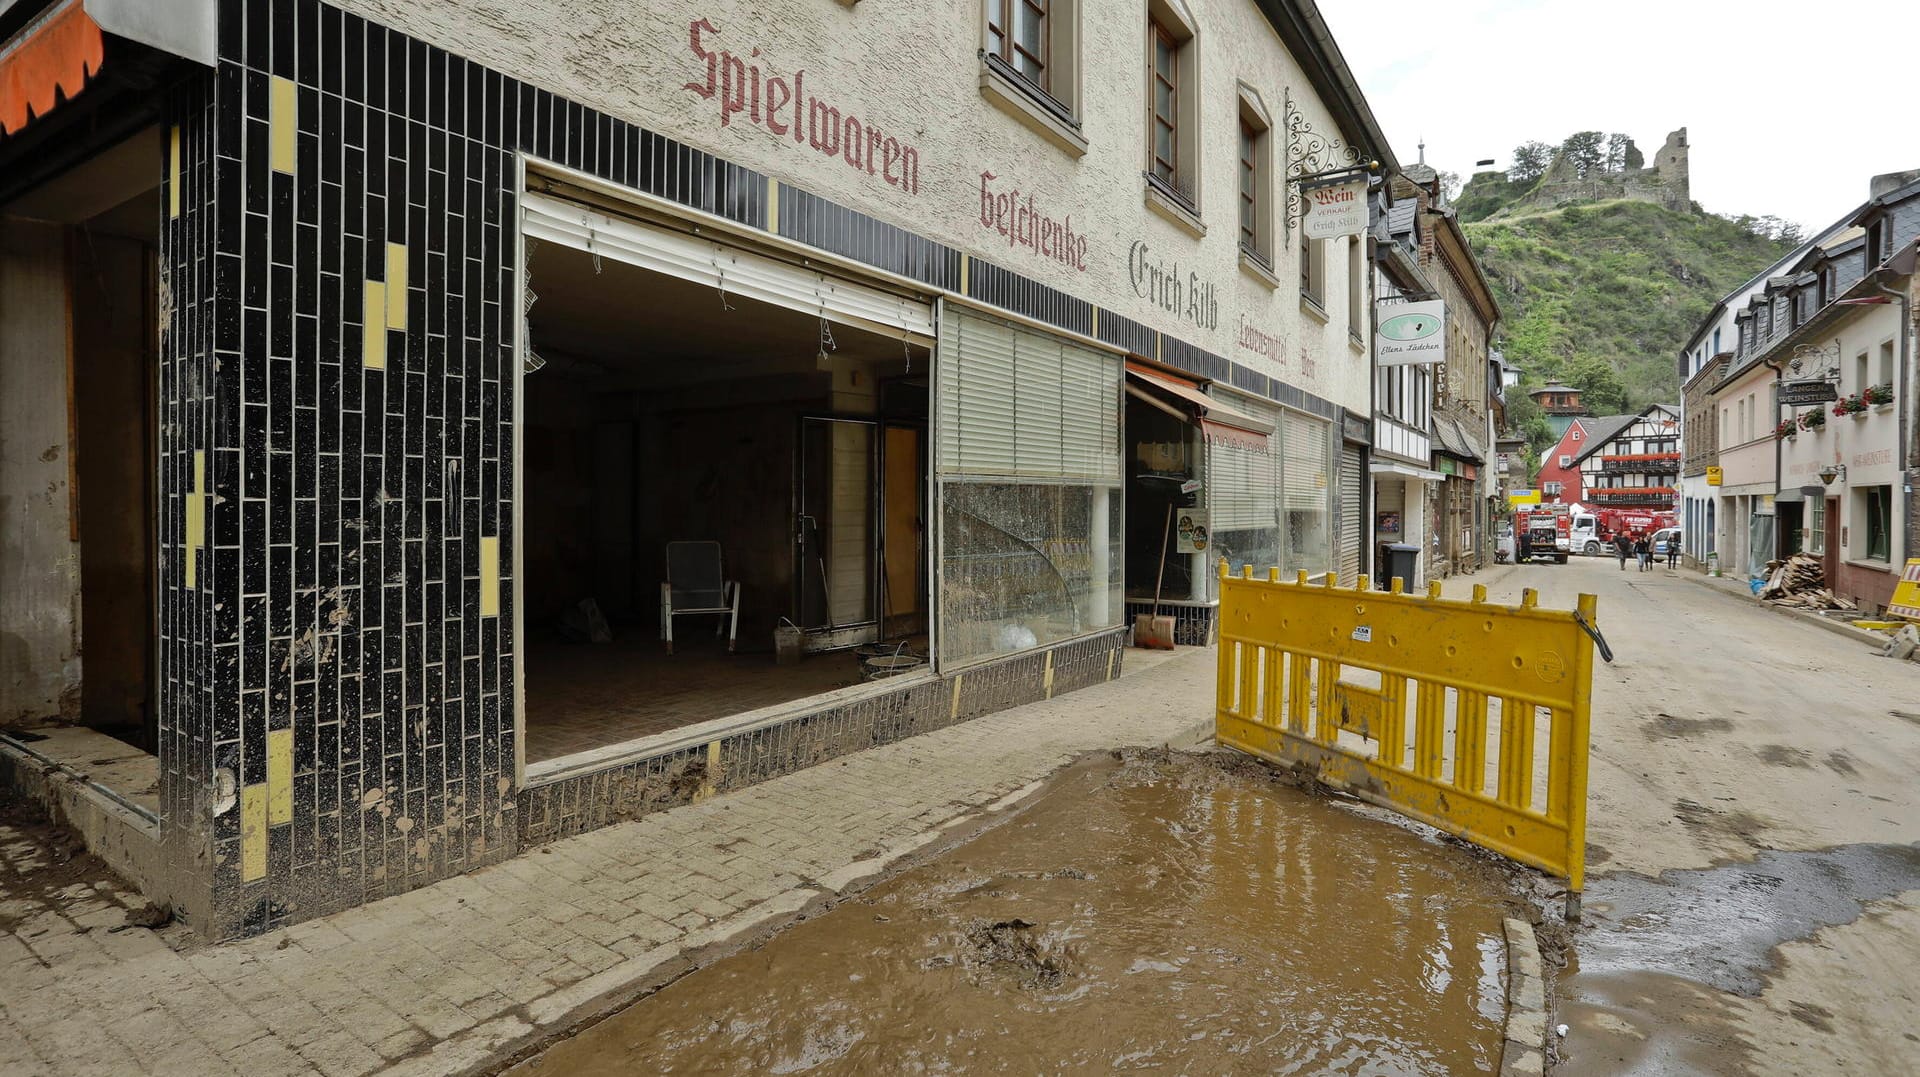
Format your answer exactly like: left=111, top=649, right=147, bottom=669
left=0, top=0, right=1390, bottom=937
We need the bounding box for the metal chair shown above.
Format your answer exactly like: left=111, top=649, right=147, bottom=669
left=660, top=541, right=740, bottom=654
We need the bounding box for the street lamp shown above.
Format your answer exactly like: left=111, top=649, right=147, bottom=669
left=1818, top=462, right=1846, bottom=485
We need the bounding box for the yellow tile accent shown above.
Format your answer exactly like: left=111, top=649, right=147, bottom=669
left=949, top=673, right=964, bottom=720
left=267, top=729, right=293, bottom=825
left=384, top=243, right=408, bottom=331
left=363, top=281, right=387, bottom=369
left=766, top=182, right=780, bottom=234
left=959, top=253, right=969, bottom=296
left=1043, top=650, right=1056, bottom=699
left=184, top=451, right=205, bottom=589
left=1091, top=306, right=1099, bottom=337
left=240, top=784, right=268, bottom=881
left=479, top=535, right=500, bottom=616
left=168, top=126, right=182, bottom=219
left=269, top=76, right=297, bottom=174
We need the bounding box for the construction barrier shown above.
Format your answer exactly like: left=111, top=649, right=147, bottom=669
left=1214, top=562, right=1598, bottom=908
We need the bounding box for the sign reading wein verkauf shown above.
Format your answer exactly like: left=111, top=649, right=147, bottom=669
left=1300, top=177, right=1368, bottom=240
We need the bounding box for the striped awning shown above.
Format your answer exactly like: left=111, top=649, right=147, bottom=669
left=0, top=0, right=105, bottom=136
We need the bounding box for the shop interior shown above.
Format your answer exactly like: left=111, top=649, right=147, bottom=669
left=0, top=129, right=161, bottom=814
left=520, top=224, right=930, bottom=767
left=1125, top=385, right=1200, bottom=605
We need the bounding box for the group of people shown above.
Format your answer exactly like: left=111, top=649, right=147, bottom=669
left=1615, top=531, right=1675, bottom=571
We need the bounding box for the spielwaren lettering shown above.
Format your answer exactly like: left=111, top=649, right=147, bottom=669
left=978, top=171, right=1087, bottom=271
left=684, top=19, right=921, bottom=195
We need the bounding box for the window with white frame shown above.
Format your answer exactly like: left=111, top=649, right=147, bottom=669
left=1858, top=486, right=1892, bottom=562
left=1878, top=340, right=1895, bottom=393
left=1144, top=0, right=1200, bottom=214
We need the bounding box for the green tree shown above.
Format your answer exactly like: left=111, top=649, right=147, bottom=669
left=1565, top=357, right=1628, bottom=414
left=1561, top=131, right=1605, bottom=177
left=1510, top=141, right=1553, bottom=184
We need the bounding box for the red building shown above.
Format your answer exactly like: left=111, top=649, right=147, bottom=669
left=1536, top=418, right=1595, bottom=504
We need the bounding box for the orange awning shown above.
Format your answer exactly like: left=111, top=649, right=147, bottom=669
left=1125, top=363, right=1274, bottom=441
left=0, top=0, right=106, bottom=136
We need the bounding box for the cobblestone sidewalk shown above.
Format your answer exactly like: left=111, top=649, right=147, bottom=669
left=1, top=649, right=1214, bottom=1077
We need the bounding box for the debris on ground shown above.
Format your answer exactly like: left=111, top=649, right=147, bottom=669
left=118, top=901, right=174, bottom=930
left=1758, top=553, right=1858, bottom=610
left=1881, top=623, right=1919, bottom=661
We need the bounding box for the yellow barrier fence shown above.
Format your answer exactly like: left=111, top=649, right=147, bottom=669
left=1214, top=562, right=1597, bottom=911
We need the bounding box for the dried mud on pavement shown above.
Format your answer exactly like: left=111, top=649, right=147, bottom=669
left=513, top=749, right=1534, bottom=1075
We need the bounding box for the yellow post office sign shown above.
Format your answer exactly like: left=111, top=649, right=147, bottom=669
left=1508, top=489, right=1541, bottom=505
left=1705, top=466, right=1723, bottom=486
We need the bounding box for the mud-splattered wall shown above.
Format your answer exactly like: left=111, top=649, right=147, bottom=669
left=0, top=219, right=83, bottom=729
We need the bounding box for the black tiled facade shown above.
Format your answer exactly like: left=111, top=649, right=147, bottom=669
left=148, top=0, right=1350, bottom=935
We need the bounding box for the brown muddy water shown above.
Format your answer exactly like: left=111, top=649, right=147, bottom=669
left=515, top=751, right=1525, bottom=1075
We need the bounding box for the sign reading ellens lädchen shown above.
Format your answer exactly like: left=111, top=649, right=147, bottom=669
left=1301, top=177, right=1368, bottom=240
left=1374, top=299, right=1445, bottom=366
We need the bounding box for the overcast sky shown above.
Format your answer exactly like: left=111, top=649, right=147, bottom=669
left=1318, top=0, right=1920, bottom=232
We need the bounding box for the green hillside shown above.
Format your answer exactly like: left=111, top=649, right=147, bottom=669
left=1460, top=191, right=1793, bottom=464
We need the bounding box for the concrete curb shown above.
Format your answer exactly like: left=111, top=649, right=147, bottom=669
left=1500, top=917, right=1550, bottom=1077
left=1677, top=570, right=1896, bottom=649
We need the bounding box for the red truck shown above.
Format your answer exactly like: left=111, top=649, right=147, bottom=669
left=1515, top=505, right=1572, bottom=564
left=1568, top=506, right=1679, bottom=556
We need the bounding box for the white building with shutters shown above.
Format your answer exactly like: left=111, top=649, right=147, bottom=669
left=0, top=0, right=1411, bottom=928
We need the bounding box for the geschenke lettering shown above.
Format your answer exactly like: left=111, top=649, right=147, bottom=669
left=684, top=19, right=920, bottom=194
left=978, top=171, right=1087, bottom=271
left=1128, top=241, right=1218, bottom=331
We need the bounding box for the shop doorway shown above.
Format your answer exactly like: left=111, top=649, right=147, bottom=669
left=1, top=132, right=160, bottom=743
left=0, top=130, right=161, bottom=812
left=517, top=197, right=932, bottom=770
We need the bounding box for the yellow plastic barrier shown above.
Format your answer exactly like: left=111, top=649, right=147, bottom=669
left=1214, top=561, right=1597, bottom=911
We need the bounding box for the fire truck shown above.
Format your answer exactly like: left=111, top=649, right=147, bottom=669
left=1515, top=504, right=1572, bottom=564
left=1569, top=506, right=1679, bottom=556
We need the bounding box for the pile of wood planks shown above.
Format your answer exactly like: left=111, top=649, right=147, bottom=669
left=1759, top=553, right=1858, bottom=610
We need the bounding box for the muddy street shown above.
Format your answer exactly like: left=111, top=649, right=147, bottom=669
left=1433, top=557, right=1920, bottom=1075
left=513, top=751, right=1527, bottom=1075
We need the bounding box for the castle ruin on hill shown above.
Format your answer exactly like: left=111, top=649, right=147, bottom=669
left=1500, top=128, right=1691, bottom=217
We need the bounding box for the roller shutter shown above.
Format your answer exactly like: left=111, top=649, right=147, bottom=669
left=1338, top=447, right=1363, bottom=582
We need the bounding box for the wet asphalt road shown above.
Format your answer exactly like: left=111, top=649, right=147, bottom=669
left=1445, top=556, right=1920, bottom=1075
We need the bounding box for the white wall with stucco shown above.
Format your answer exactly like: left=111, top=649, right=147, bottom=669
left=324, top=0, right=1374, bottom=415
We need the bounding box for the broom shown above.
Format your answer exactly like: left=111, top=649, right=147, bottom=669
left=1134, top=503, right=1177, bottom=649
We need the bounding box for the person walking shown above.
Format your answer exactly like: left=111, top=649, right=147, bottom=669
left=1615, top=532, right=1632, bottom=571
left=1665, top=533, right=1680, bottom=570
left=1635, top=532, right=1652, bottom=571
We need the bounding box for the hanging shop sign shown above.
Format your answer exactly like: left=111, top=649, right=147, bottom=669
left=1508, top=489, right=1541, bottom=505
left=1175, top=507, right=1211, bottom=555
left=1374, top=300, right=1446, bottom=366
left=1300, top=176, right=1368, bottom=240
left=1777, top=380, right=1838, bottom=406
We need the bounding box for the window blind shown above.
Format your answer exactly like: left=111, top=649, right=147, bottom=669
left=936, top=304, right=1120, bottom=483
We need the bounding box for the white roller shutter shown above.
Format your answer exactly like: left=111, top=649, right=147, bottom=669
left=1209, top=438, right=1278, bottom=531
left=1338, top=447, right=1363, bottom=581
left=1282, top=412, right=1331, bottom=510
left=521, top=192, right=934, bottom=339
left=935, top=304, right=1119, bottom=483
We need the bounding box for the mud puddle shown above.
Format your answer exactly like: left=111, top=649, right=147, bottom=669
left=1555, top=843, right=1920, bottom=1074
left=515, top=750, right=1523, bottom=1075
